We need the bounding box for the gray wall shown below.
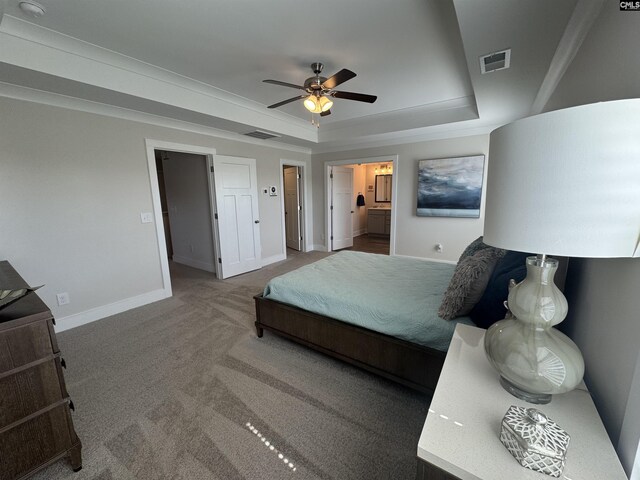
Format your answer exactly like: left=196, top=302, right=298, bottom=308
left=312, top=135, right=489, bottom=261
left=544, top=4, right=640, bottom=476
left=0, top=96, right=310, bottom=326
left=162, top=152, right=215, bottom=272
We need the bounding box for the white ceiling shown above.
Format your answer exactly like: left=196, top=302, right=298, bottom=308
left=0, top=0, right=586, bottom=152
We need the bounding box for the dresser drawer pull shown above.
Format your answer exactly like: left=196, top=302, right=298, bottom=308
left=61, top=358, right=67, bottom=369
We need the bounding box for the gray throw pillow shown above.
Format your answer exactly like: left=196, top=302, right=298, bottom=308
left=458, top=236, right=488, bottom=262
left=439, top=248, right=505, bottom=320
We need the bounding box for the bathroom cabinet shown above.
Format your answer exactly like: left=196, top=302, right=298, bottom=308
left=368, top=209, right=390, bottom=236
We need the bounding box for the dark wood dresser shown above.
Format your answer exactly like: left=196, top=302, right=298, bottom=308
left=0, top=261, right=82, bottom=480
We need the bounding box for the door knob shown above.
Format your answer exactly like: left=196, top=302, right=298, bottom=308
left=254, top=220, right=260, bottom=224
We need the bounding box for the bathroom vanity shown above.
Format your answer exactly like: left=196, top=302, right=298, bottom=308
left=368, top=207, right=391, bottom=236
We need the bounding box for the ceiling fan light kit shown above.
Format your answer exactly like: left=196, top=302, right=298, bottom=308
left=303, top=94, right=333, bottom=113
left=263, top=62, right=376, bottom=121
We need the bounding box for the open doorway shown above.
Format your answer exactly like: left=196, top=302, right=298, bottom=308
left=146, top=140, right=263, bottom=297
left=283, top=165, right=302, bottom=254
left=155, top=150, right=216, bottom=273
left=279, top=159, right=308, bottom=260
left=325, top=156, right=398, bottom=255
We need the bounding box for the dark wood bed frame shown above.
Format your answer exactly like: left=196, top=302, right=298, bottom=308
left=254, top=293, right=446, bottom=394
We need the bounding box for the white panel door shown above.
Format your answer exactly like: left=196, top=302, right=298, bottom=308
left=213, top=155, right=261, bottom=278
left=331, top=166, right=353, bottom=250
left=284, top=166, right=301, bottom=251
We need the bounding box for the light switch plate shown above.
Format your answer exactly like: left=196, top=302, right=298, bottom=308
left=140, top=212, right=153, bottom=223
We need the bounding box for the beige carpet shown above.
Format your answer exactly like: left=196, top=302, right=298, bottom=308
left=34, top=251, right=430, bottom=480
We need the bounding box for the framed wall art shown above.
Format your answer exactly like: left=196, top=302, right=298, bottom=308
left=417, top=155, right=485, bottom=218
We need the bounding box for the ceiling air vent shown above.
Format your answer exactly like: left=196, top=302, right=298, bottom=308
left=244, top=130, right=280, bottom=140
left=479, top=49, right=511, bottom=74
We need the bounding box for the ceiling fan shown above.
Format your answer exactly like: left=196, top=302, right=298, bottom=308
left=263, top=62, right=377, bottom=117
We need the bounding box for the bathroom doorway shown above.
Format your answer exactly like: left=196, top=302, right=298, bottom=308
left=325, top=156, right=398, bottom=255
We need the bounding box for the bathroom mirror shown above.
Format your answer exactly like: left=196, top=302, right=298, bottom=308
left=375, top=175, right=392, bottom=202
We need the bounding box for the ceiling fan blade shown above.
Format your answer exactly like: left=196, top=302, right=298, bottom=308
left=267, top=95, right=307, bottom=109
left=321, top=69, right=356, bottom=90
left=263, top=79, right=306, bottom=90
left=320, top=109, right=332, bottom=117
left=331, top=90, right=377, bottom=103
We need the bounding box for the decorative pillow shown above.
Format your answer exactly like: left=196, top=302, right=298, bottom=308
left=438, top=247, right=505, bottom=320
left=458, top=236, right=488, bottom=262
left=469, top=251, right=532, bottom=328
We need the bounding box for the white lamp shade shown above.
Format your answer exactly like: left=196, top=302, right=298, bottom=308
left=484, top=99, right=640, bottom=258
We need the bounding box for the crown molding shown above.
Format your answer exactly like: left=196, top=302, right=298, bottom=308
left=0, top=79, right=497, bottom=156
left=319, top=95, right=478, bottom=142
left=0, top=15, right=318, bottom=142
left=0, top=81, right=313, bottom=154
left=311, top=120, right=499, bottom=154
left=0, top=15, right=503, bottom=154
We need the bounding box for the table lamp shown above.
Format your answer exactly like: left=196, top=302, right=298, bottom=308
left=483, top=99, right=640, bottom=404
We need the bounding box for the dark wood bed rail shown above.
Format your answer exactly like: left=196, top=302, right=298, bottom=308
left=254, top=293, right=446, bottom=395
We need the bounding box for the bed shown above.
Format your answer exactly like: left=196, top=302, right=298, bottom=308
left=253, top=251, right=475, bottom=394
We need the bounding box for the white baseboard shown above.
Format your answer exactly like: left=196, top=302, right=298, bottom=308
left=262, top=253, right=286, bottom=266
left=353, top=229, right=366, bottom=237
left=392, top=253, right=457, bottom=265
left=311, top=244, right=328, bottom=252
left=54, top=288, right=170, bottom=333
left=172, top=255, right=215, bottom=272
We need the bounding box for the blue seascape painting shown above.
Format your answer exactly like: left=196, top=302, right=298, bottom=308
left=417, top=155, right=485, bottom=218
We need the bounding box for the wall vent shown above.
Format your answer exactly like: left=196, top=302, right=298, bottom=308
left=479, top=49, right=511, bottom=74
left=244, top=130, right=281, bottom=140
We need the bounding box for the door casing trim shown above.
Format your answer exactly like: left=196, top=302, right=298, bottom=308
left=324, top=155, right=399, bottom=254
left=280, top=158, right=310, bottom=257
left=145, top=139, right=218, bottom=297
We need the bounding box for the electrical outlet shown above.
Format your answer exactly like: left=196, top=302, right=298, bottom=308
left=435, top=243, right=443, bottom=253
left=56, top=292, right=70, bottom=306
left=140, top=212, right=153, bottom=223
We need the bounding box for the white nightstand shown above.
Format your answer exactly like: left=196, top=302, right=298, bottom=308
left=416, top=324, right=627, bottom=480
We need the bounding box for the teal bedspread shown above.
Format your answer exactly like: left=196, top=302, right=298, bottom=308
left=263, top=251, right=474, bottom=351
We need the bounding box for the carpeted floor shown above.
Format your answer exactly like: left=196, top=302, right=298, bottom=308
left=34, top=251, right=430, bottom=480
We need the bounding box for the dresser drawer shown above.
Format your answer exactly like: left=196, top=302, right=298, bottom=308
left=0, top=261, right=81, bottom=478
left=0, top=403, right=74, bottom=480
left=0, top=358, right=68, bottom=429
left=0, top=320, right=56, bottom=373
